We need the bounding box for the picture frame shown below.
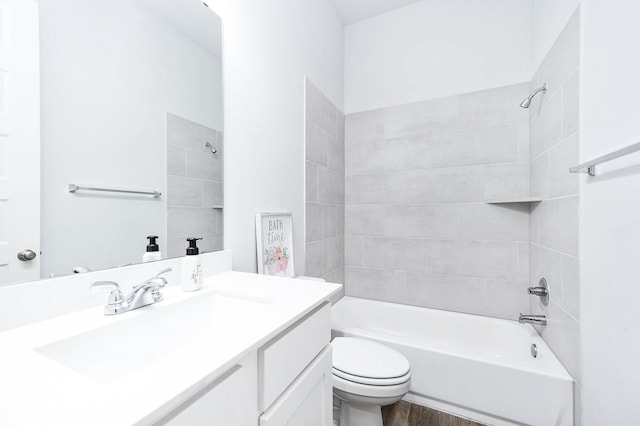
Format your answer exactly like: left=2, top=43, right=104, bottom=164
left=256, top=212, right=295, bottom=277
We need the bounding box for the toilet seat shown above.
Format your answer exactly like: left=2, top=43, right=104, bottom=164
left=333, top=367, right=411, bottom=386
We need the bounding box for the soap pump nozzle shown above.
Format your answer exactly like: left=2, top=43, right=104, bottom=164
left=146, top=235, right=159, bottom=252
left=186, top=237, right=202, bottom=256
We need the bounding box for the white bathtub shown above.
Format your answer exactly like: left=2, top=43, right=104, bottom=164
left=331, top=297, right=573, bottom=426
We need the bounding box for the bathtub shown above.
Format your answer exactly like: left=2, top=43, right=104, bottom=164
left=331, top=297, right=573, bottom=426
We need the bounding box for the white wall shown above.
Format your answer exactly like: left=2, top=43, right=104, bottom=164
left=344, top=0, right=533, bottom=113
left=580, top=1, right=640, bottom=423
left=532, top=0, right=581, bottom=70
left=39, top=0, right=222, bottom=277
left=204, top=0, right=345, bottom=274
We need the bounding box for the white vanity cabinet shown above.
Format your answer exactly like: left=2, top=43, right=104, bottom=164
left=258, top=303, right=332, bottom=426
left=159, top=302, right=333, bottom=426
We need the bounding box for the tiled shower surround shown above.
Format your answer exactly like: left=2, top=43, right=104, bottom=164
left=344, top=83, right=532, bottom=320
left=528, top=8, right=581, bottom=418
left=342, top=9, right=582, bottom=418
left=166, top=113, right=224, bottom=257
left=305, top=80, right=345, bottom=283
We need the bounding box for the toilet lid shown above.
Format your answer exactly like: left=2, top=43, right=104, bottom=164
left=331, top=337, right=410, bottom=380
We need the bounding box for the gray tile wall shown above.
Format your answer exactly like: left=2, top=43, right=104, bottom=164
left=167, top=113, right=223, bottom=257
left=528, top=8, right=581, bottom=413
left=305, top=80, right=345, bottom=283
left=344, top=83, right=531, bottom=319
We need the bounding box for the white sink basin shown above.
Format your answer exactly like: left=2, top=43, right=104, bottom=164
left=36, top=292, right=272, bottom=383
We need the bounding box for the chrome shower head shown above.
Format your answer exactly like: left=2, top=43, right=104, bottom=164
left=520, top=97, right=533, bottom=109
left=520, top=83, right=547, bottom=108
left=205, top=141, right=217, bottom=154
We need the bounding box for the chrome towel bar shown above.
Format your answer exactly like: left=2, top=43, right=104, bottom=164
left=67, top=184, right=161, bottom=198
left=569, top=141, right=640, bottom=176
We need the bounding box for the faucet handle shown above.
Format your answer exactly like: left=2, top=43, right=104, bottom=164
left=151, top=267, right=172, bottom=288
left=527, top=278, right=550, bottom=306
left=132, top=268, right=172, bottom=292
left=528, top=286, right=548, bottom=296
left=92, top=281, right=124, bottom=306
left=155, top=267, right=172, bottom=277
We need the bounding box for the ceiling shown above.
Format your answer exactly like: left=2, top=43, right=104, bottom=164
left=139, top=0, right=222, bottom=58
left=330, top=0, right=424, bottom=25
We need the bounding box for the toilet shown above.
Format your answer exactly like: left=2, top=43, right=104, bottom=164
left=331, top=337, right=411, bottom=426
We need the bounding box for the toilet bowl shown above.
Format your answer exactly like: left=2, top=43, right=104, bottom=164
left=331, top=337, right=411, bottom=426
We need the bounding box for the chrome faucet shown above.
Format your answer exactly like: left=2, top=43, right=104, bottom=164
left=518, top=313, right=547, bottom=326
left=92, top=267, right=172, bottom=315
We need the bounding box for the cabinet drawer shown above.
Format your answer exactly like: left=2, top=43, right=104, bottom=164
left=259, top=303, right=330, bottom=410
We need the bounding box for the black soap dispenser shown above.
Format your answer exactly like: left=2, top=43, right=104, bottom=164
left=143, top=235, right=161, bottom=263
left=182, top=237, right=203, bottom=291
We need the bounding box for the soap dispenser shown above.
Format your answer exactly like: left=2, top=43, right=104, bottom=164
left=182, top=237, right=203, bottom=292
left=143, top=235, right=162, bottom=263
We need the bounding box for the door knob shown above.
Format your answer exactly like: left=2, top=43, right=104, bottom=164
left=17, top=249, right=37, bottom=261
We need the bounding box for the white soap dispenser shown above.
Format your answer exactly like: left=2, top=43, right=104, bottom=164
left=182, top=237, right=203, bottom=292
left=143, top=235, right=162, bottom=263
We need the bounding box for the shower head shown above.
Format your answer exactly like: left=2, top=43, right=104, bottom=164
left=205, top=141, right=217, bottom=154
left=520, top=97, right=533, bottom=109
left=520, top=83, right=547, bottom=108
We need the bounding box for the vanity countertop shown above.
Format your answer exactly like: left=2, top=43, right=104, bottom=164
left=0, top=271, right=342, bottom=425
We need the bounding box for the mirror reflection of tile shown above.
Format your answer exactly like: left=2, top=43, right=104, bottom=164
left=167, top=113, right=224, bottom=258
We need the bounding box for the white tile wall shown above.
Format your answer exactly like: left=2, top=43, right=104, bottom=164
left=531, top=152, right=550, bottom=198
left=431, top=125, right=519, bottom=168
left=345, top=267, right=407, bottom=304
left=383, top=95, right=458, bottom=138
left=548, top=130, right=579, bottom=198
left=345, top=109, right=384, bottom=144
left=384, top=204, right=458, bottom=239
left=345, top=82, right=531, bottom=320
left=528, top=8, right=581, bottom=386
left=538, top=197, right=579, bottom=256
left=485, top=279, right=531, bottom=319
left=363, top=238, right=432, bottom=273
left=485, top=164, right=530, bottom=201
left=345, top=236, right=363, bottom=267
left=304, top=80, right=345, bottom=283
left=457, top=203, right=529, bottom=241
left=345, top=205, right=385, bottom=236
left=405, top=272, right=486, bottom=315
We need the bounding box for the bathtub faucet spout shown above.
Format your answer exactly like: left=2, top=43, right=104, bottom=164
left=518, top=313, right=547, bottom=326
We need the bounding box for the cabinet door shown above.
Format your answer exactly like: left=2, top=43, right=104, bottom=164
left=159, top=354, right=258, bottom=426
left=260, top=346, right=332, bottom=426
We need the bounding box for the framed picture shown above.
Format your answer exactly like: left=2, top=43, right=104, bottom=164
left=256, top=213, right=295, bottom=277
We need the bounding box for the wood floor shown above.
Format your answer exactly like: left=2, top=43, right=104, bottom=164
left=381, top=401, right=486, bottom=426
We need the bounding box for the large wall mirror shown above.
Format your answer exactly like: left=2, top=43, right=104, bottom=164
left=0, top=0, right=223, bottom=285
